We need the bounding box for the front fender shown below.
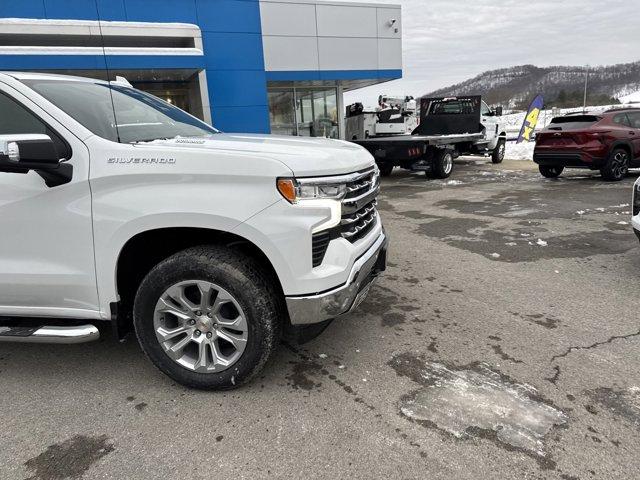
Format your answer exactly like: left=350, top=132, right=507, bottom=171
left=95, top=212, right=256, bottom=316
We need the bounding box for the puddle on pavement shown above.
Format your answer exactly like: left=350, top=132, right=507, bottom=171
left=389, top=353, right=567, bottom=461
left=24, top=434, right=114, bottom=480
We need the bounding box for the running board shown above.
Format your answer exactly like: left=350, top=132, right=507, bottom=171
left=0, top=324, right=99, bottom=344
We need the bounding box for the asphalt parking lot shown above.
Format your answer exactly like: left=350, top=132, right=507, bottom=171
left=2, top=159, right=640, bottom=480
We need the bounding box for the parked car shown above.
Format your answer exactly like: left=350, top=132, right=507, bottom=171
left=0, top=72, right=388, bottom=390
left=534, top=108, right=640, bottom=181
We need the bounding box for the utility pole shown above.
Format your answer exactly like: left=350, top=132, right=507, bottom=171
left=583, top=65, right=589, bottom=113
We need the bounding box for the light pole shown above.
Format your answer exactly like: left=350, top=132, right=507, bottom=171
left=583, top=65, right=590, bottom=113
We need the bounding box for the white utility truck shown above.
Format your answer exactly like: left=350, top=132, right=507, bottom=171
left=0, top=72, right=387, bottom=390
left=345, top=95, right=418, bottom=141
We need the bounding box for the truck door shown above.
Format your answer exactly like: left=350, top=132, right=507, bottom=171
left=0, top=84, right=99, bottom=319
left=481, top=101, right=498, bottom=146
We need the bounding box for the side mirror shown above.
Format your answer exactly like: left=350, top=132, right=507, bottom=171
left=495, top=106, right=503, bottom=117
left=0, top=134, right=72, bottom=187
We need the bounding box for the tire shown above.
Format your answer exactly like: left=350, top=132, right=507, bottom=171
left=539, top=165, right=564, bottom=178
left=432, top=149, right=454, bottom=179
left=378, top=162, right=394, bottom=177
left=600, top=147, right=629, bottom=181
left=491, top=138, right=506, bottom=164
left=133, top=246, right=281, bottom=390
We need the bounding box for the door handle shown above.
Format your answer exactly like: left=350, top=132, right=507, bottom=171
left=630, top=131, right=636, bottom=135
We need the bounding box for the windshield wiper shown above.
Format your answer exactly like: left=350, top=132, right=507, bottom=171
left=130, top=137, right=174, bottom=144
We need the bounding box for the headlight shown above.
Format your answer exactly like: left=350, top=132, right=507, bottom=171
left=277, top=178, right=347, bottom=204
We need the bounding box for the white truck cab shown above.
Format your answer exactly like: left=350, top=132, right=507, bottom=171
left=0, top=72, right=387, bottom=389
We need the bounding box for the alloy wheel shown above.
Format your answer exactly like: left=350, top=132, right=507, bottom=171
left=611, top=151, right=629, bottom=179
left=153, top=280, right=248, bottom=373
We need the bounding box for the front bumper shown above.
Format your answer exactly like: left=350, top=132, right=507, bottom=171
left=286, top=231, right=388, bottom=325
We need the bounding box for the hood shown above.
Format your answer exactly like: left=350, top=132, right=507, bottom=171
left=139, top=133, right=375, bottom=177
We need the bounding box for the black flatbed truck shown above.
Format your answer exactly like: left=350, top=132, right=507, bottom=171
left=353, top=96, right=507, bottom=178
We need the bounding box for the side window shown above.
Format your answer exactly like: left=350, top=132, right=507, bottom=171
left=480, top=102, right=491, bottom=116
left=0, top=92, right=70, bottom=158
left=613, top=113, right=631, bottom=127
left=627, top=112, right=640, bottom=129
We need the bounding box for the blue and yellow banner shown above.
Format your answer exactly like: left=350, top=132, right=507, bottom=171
left=517, top=95, right=544, bottom=143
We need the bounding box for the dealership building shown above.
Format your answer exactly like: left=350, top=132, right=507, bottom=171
left=0, top=0, right=402, bottom=138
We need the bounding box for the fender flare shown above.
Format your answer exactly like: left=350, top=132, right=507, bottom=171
left=609, top=140, right=634, bottom=159
left=97, top=212, right=245, bottom=315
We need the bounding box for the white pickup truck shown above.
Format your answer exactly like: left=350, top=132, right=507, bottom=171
left=0, top=72, right=387, bottom=390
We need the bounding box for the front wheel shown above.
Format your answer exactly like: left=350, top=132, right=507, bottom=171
left=539, top=165, right=564, bottom=178
left=600, top=148, right=629, bottom=181
left=133, top=246, right=281, bottom=390
left=432, top=149, right=454, bottom=179
left=492, top=139, right=506, bottom=164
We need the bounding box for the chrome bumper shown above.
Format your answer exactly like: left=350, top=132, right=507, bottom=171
left=286, top=232, right=388, bottom=325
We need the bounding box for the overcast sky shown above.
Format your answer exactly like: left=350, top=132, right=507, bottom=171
left=343, top=0, right=640, bottom=107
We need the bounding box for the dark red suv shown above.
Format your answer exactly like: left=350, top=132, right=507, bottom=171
left=534, top=108, right=640, bottom=181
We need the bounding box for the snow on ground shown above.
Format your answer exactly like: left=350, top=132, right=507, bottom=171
left=505, top=140, right=535, bottom=161
left=619, top=90, right=640, bottom=104
left=502, top=100, right=640, bottom=161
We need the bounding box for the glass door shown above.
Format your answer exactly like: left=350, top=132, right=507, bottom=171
left=295, top=88, right=339, bottom=138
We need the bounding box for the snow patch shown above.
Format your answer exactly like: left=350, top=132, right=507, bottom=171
left=397, top=361, right=567, bottom=457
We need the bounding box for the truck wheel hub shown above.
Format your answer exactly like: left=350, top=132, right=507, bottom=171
left=196, top=315, right=214, bottom=333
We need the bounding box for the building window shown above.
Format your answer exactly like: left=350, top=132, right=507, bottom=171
left=268, top=90, right=296, bottom=136
left=268, top=87, right=339, bottom=138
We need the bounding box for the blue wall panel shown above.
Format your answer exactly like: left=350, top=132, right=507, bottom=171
left=202, top=32, right=264, bottom=70
left=0, top=1, right=47, bottom=18
left=195, top=0, right=269, bottom=133
left=0, top=55, right=105, bottom=70
left=0, top=54, right=205, bottom=71
left=43, top=0, right=99, bottom=20
left=196, top=0, right=261, bottom=33
left=96, top=0, right=127, bottom=21
left=212, top=105, right=270, bottom=133
left=266, top=70, right=404, bottom=82
left=206, top=69, right=267, bottom=108
left=124, top=0, right=198, bottom=24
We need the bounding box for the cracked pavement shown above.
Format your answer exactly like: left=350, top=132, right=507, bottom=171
left=1, top=159, right=640, bottom=479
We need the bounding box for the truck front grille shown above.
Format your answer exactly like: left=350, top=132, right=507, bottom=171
left=340, top=200, right=377, bottom=243
left=344, top=169, right=376, bottom=199
left=340, top=167, right=380, bottom=243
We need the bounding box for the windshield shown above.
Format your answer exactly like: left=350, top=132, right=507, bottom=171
left=22, top=79, right=219, bottom=143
